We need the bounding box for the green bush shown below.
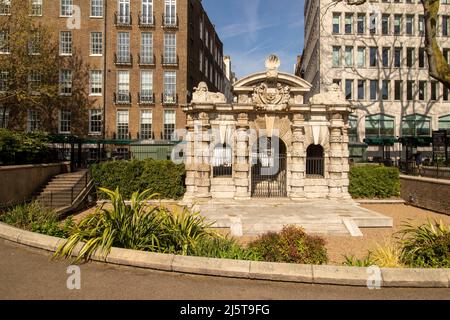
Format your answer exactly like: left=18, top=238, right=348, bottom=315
left=0, top=129, right=51, bottom=165
left=349, top=165, right=400, bottom=199
left=249, top=225, right=328, bottom=265
left=90, top=159, right=186, bottom=200
left=399, top=220, right=450, bottom=268
left=189, top=236, right=262, bottom=261
left=0, top=201, right=73, bottom=237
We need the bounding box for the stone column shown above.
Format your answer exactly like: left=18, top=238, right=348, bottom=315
left=234, top=113, right=251, bottom=200
left=341, top=115, right=352, bottom=199
left=183, top=114, right=196, bottom=201
left=290, top=113, right=307, bottom=200
left=193, top=111, right=212, bottom=200
left=328, top=113, right=344, bottom=199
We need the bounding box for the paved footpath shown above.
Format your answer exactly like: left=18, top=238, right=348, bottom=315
left=0, top=239, right=449, bottom=300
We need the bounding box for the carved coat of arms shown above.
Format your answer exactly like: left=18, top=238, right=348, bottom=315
left=252, top=82, right=291, bottom=111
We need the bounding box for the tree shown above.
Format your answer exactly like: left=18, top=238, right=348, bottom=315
left=0, top=0, right=92, bottom=135
left=333, top=0, right=450, bottom=88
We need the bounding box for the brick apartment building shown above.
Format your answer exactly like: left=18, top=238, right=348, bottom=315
left=0, top=0, right=227, bottom=143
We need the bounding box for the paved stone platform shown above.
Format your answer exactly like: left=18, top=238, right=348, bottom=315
left=192, top=199, right=393, bottom=237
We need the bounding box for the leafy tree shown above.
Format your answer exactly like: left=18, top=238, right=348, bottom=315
left=334, top=0, right=450, bottom=88
left=0, top=0, right=92, bottom=134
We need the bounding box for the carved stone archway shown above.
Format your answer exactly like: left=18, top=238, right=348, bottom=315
left=182, top=55, right=354, bottom=202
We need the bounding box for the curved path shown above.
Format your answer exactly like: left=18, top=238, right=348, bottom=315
left=0, top=239, right=448, bottom=300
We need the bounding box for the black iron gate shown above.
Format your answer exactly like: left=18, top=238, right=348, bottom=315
left=251, top=138, right=287, bottom=198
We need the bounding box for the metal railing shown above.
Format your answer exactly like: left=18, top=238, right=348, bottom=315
left=306, top=157, right=325, bottom=178
left=138, top=54, right=156, bottom=66
left=115, top=12, right=132, bottom=26
left=138, top=92, right=155, bottom=104
left=139, top=13, right=155, bottom=27
left=161, top=93, right=178, bottom=105
left=114, top=53, right=133, bottom=66
left=114, top=92, right=132, bottom=104
left=161, top=55, right=179, bottom=66
left=162, top=14, right=178, bottom=28
left=38, top=170, right=91, bottom=210
left=400, top=160, right=450, bottom=180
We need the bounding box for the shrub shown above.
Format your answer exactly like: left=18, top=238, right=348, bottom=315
left=371, top=242, right=404, bottom=268
left=249, top=225, right=328, bottom=265
left=0, top=201, right=73, bottom=237
left=0, top=129, right=51, bottom=165
left=349, top=165, right=400, bottom=199
left=399, top=220, right=450, bottom=268
left=343, top=254, right=375, bottom=267
left=54, top=188, right=213, bottom=262
left=90, top=159, right=185, bottom=200
left=189, top=236, right=262, bottom=261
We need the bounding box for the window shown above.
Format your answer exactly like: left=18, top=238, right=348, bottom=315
left=394, top=15, right=402, bottom=35
left=89, top=109, right=102, bottom=134
left=0, top=29, right=10, bottom=54
left=418, top=15, right=424, bottom=35
left=345, top=79, right=353, bottom=100
left=164, top=0, right=177, bottom=25
left=0, top=0, right=11, bottom=15
left=369, top=47, right=377, bottom=67
left=394, top=48, right=402, bottom=67
left=91, top=0, right=103, bottom=17
left=407, top=47, right=414, bottom=67
left=365, top=114, right=395, bottom=137
left=59, top=110, right=71, bottom=134
left=163, top=71, right=176, bottom=103
left=406, top=15, right=414, bottom=35
left=382, top=47, right=390, bottom=67
left=90, top=70, right=102, bottom=95
left=357, top=47, right=365, bottom=67
left=407, top=81, right=414, bottom=100
left=344, top=46, right=353, bottom=67
left=199, top=51, right=203, bottom=72
left=141, top=0, right=153, bottom=25
left=419, top=48, right=426, bottom=68
left=439, top=115, right=450, bottom=134
left=332, top=46, right=340, bottom=67
left=418, top=81, right=426, bottom=100
left=369, top=12, right=377, bottom=34
left=349, top=115, right=358, bottom=142
left=27, top=110, right=40, bottom=132
left=140, top=110, right=153, bottom=140
left=345, top=14, right=353, bottom=34
left=164, top=33, right=177, bottom=64
left=333, top=13, right=340, bottom=34
left=370, top=80, right=378, bottom=100
left=395, top=80, right=402, bottom=100
left=381, top=80, right=390, bottom=100
left=28, top=71, right=41, bottom=95
left=382, top=14, right=390, bottom=35
left=117, top=70, right=130, bottom=103
left=431, top=81, right=439, bottom=101
left=60, top=0, right=73, bottom=17
left=116, top=110, right=129, bottom=140
left=358, top=80, right=365, bottom=100
left=163, top=110, right=176, bottom=140
left=140, top=70, right=153, bottom=103
left=59, top=31, right=72, bottom=55
left=0, top=70, right=8, bottom=92
left=118, top=0, right=130, bottom=24
left=59, top=69, right=72, bottom=95
left=402, top=114, right=431, bottom=136
left=141, top=32, right=154, bottom=64
left=90, top=32, right=103, bottom=55
left=117, top=32, right=130, bottom=62
left=28, top=31, right=41, bottom=55
left=357, top=14, right=365, bottom=34
left=0, top=108, right=8, bottom=128
left=30, top=0, right=43, bottom=16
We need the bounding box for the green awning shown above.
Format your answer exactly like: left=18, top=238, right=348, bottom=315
left=398, top=136, right=433, bottom=146
left=363, top=137, right=398, bottom=146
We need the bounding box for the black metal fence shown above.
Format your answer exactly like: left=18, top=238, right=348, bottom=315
left=400, top=160, right=450, bottom=180
left=306, top=157, right=324, bottom=178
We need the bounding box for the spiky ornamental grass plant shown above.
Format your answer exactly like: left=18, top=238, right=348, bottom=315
left=54, top=188, right=216, bottom=263
left=398, top=219, right=450, bottom=268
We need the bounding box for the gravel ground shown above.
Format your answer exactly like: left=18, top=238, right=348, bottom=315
left=323, top=204, right=450, bottom=265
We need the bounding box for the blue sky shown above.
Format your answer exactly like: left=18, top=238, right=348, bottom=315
left=202, top=0, right=305, bottom=78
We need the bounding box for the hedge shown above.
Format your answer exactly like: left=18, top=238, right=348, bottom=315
left=0, top=129, right=51, bottom=165
left=90, top=159, right=186, bottom=200
left=348, top=165, right=400, bottom=199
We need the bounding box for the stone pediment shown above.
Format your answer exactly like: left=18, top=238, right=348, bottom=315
left=233, top=55, right=312, bottom=110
